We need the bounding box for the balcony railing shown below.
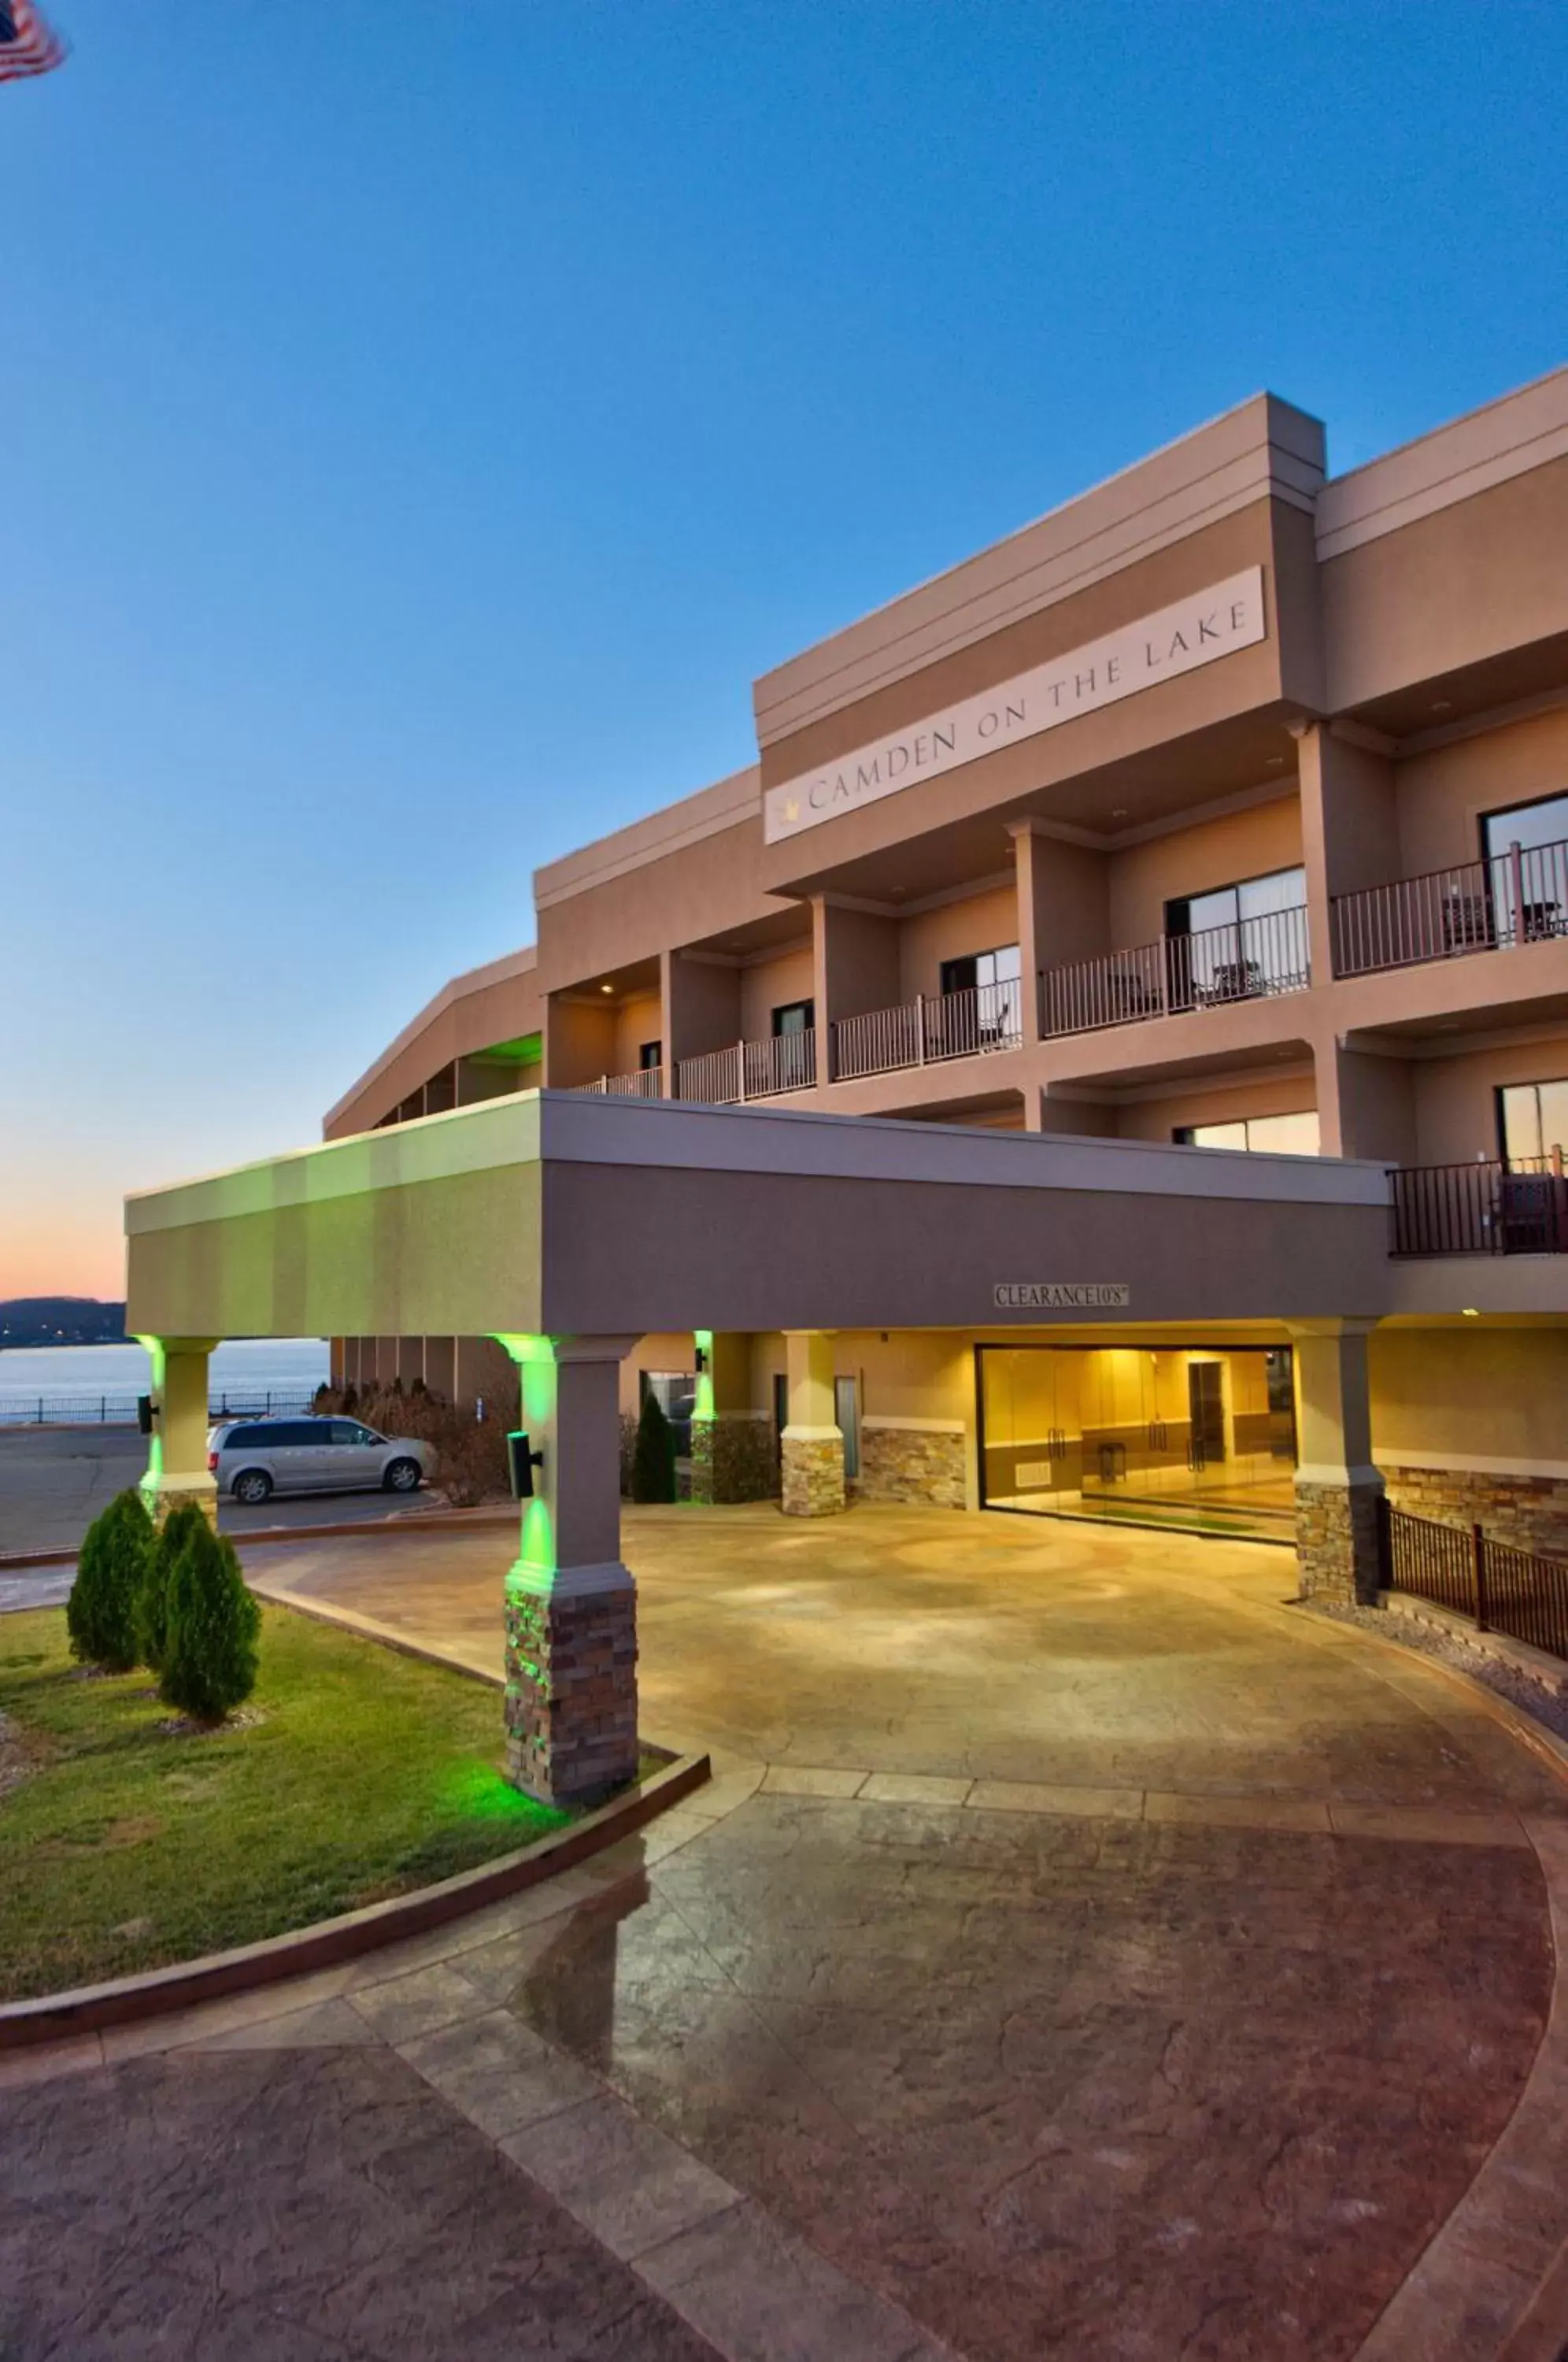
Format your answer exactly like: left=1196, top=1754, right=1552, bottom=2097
left=675, top=1031, right=818, bottom=1105
left=1333, top=837, right=1568, bottom=978
left=575, top=1068, right=664, bottom=1099
left=834, top=981, right=1023, bottom=1081
left=1389, top=1157, right=1568, bottom=1257
left=1041, top=905, right=1311, bottom=1038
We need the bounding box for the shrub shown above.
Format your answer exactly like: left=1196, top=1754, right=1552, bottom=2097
left=631, top=1393, right=677, bottom=1504
left=160, top=1520, right=261, bottom=1723
left=135, top=1500, right=210, bottom=1673
left=67, top=1489, right=152, bottom=1672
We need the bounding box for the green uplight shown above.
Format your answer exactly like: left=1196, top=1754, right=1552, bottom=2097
left=693, top=1329, right=716, bottom=1423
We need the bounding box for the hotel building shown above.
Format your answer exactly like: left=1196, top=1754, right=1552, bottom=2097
left=125, top=363, right=1568, bottom=1797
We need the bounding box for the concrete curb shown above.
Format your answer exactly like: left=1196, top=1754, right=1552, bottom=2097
left=0, top=1504, right=518, bottom=1575
left=0, top=1750, right=710, bottom=2053
left=1376, top=1586, right=1568, bottom=1699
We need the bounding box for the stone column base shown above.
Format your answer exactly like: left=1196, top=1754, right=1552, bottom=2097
left=139, top=1474, right=220, bottom=1532
left=505, top=1565, right=639, bottom=1805
left=690, top=1413, right=778, bottom=1505
left=1295, top=1476, right=1385, bottom=1605
left=781, top=1429, right=846, bottom=1517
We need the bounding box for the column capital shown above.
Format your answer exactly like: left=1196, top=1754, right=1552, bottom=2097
left=493, top=1332, right=639, bottom=1366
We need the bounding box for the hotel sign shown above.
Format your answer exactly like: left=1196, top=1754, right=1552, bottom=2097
left=993, top=1283, right=1130, bottom=1310
left=764, top=567, right=1266, bottom=845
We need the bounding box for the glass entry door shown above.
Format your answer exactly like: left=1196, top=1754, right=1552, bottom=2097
left=978, top=1344, right=1296, bottom=1539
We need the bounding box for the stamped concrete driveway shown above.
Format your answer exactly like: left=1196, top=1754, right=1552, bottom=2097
left=7, top=1505, right=1568, bottom=2362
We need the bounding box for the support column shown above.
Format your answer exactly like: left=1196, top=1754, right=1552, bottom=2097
left=781, top=1331, right=845, bottom=1516
left=1009, top=819, right=1109, bottom=1047
left=496, top=1332, right=641, bottom=1805
left=1289, top=1320, right=1385, bottom=1605
left=689, top=1331, right=775, bottom=1503
left=136, top=1335, right=220, bottom=1529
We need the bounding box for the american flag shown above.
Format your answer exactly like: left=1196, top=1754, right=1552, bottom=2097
left=0, top=0, right=67, bottom=82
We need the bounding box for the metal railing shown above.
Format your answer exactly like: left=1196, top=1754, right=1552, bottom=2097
left=1389, top=1156, right=1568, bottom=1257
left=1041, top=905, right=1311, bottom=1037
left=834, top=980, right=1024, bottom=1081
left=576, top=1068, right=664, bottom=1099
left=0, top=1388, right=321, bottom=1430
left=1385, top=1503, right=1568, bottom=1661
left=675, top=1030, right=817, bottom=1105
left=1333, top=836, right=1568, bottom=978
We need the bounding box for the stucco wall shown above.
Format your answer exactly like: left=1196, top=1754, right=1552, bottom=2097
left=1370, top=1325, right=1568, bottom=1475
left=1398, top=705, right=1568, bottom=878
left=897, top=885, right=1019, bottom=1001
left=1108, top=795, right=1304, bottom=948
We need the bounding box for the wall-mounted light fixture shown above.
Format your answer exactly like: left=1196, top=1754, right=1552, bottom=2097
left=507, top=1431, right=545, bottom=1498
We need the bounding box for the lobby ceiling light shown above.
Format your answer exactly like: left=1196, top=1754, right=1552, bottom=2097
left=600, top=983, right=614, bottom=995
left=1462, top=1307, right=1480, bottom=1318
left=1431, top=698, right=1453, bottom=713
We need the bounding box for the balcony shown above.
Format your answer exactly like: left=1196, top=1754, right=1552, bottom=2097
left=1041, top=905, right=1311, bottom=1038
left=1390, top=1158, right=1568, bottom=1257
left=834, top=981, right=1023, bottom=1081
left=1333, top=839, right=1568, bottom=979
left=676, top=1031, right=818, bottom=1105
left=575, top=1068, right=664, bottom=1099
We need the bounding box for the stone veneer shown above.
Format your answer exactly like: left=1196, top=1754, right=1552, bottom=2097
left=1383, top=1464, right=1568, bottom=1560
left=1294, top=1477, right=1385, bottom=1605
left=504, top=1578, right=638, bottom=1805
left=781, top=1431, right=846, bottom=1517
left=855, top=1424, right=967, bottom=1509
left=140, top=1481, right=218, bottom=1532
left=690, top=1412, right=778, bottom=1505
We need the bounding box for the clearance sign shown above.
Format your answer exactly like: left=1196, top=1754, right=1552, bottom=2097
left=764, top=567, right=1266, bottom=845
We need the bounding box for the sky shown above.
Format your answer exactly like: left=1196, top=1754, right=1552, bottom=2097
left=3, top=0, right=1566, bottom=1301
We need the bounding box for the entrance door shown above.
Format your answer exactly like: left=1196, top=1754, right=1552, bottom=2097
left=834, top=1375, right=860, bottom=1480
left=1187, top=1362, right=1226, bottom=1472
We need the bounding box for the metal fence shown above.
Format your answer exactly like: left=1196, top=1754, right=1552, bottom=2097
left=576, top=1068, right=664, bottom=1099
left=1385, top=1502, right=1568, bottom=1660
left=1333, top=835, right=1568, bottom=978
left=0, top=1389, right=320, bottom=1429
left=1389, top=1157, right=1568, bottom=1257
left=834, top=981, right=1023, bottom=1080
left=675, top=1031, right=817, bottom=1104
left=1041, top=905, right=1310, bottom=1037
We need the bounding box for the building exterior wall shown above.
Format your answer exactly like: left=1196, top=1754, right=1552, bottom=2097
left=308, top=368, right=1568, bottom=1568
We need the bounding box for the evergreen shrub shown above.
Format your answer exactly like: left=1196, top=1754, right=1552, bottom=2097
left=135, top=1499, right=210, bottom=1674
left=631, top=1392, right=677, bottom=1504
left=66, top=1489, right=152, bottom=1672
left=160, top=1521, right=261, bottom=1723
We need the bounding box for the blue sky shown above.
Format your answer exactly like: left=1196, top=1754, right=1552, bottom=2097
left=4, top=0, right=1566, bottom=1296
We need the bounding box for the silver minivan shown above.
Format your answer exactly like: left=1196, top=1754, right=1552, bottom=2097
left=207, top=1415, right=437, bottom=1505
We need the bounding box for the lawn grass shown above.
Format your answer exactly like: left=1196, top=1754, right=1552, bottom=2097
left=0, top=1604, right=568, bottom=2002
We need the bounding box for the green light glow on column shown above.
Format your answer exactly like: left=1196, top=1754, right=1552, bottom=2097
left=693, top=1330, right=715, bottom=1424
left=494, top=1334, right=556, bottom=1580
left=135, top=1333, right=165, bottom=1486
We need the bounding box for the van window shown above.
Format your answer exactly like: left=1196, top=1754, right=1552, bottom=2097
left=227, top=1423, right=276, bottom=1449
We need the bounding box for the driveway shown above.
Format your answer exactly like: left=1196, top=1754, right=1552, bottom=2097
left=7, top=1504, right=1568, bottom=2362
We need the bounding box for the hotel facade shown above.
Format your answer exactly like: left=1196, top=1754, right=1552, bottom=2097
left=126, top=364, right=1568, bottom=1798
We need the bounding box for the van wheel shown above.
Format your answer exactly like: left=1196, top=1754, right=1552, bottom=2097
left=233, top=1469, right=272, bottom=1505
left=383, top=1457, right=422, bottom=1493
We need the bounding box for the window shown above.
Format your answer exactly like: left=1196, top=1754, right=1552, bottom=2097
left=1482, top=794, right=1568, bottom=864
left=639, top=1369, right=694, bottom=1453
left=940, top=943, right=1021, bottom=998
left=638, top=1040, right=663, bottom=1070
left=1498, top=1079, right=1568, bottom=1165
left=938, top=945, right=1023, bottom=1047
left=227, top=1423, right=277, bottom=1448
left=330, top=1421, right=378, bottom=1447
left=1174, top=1112, right=1320, bottom=1156
left=1481, top=797, right=1568, bottom=948
left=772, top=999, right=814, bottom=1037
left=1164, top=866, right=1308, bottom=1002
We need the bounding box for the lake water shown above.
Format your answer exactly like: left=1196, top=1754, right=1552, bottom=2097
left=0, top=1337, right=330, bottom=1418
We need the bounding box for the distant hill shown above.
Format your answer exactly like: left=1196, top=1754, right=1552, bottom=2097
left=0, top=1298, right=130, bottom=1349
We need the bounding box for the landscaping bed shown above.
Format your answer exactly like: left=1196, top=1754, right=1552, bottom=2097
left=0, top=1602, right=566, bottom=2001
